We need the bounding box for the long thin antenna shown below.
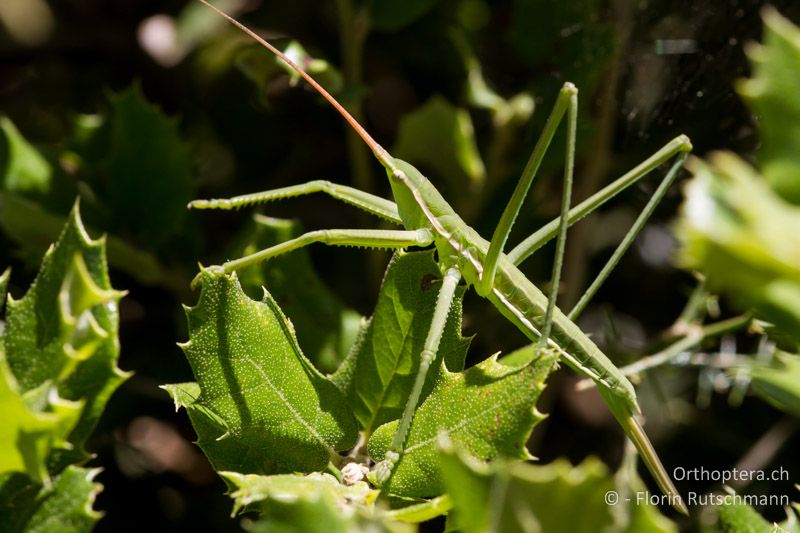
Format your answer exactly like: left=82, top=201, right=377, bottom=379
left=198, top=0, right=391, bottom=165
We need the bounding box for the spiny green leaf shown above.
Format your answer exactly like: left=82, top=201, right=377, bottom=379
left=89, top=84, right=194, bottom=247
left=1, top=192, right=187, bottom=293
left=0, top=361, right=74, bottom=482
left=737, top=8, right=800, bottom=204
left=234, top=215, right=361, bottom=373
left=440, top=447, right=676, bottom=533
left=0, top=466, right=103, bottom=533
left=393, top=96, right=486, bottom=196
left=222, top=471, right=377, bottom=515
left=382, top=495, right=451, bottom=524
left=367, top=348, right=557, bottom=498
left=717, top=489, right=777, bottom=533
left=0, top=203, right=122, bottom=497
left=677, top=153, right=800, bottom=345
left=332, top=250, right=470, bottom=435
left=0, top=116, right=52, bottom=196
left=223, top=471, right=412, bottom=532
left=171, top=270, right=358, bottom=475
left=3, top=203, right=127, bottom=469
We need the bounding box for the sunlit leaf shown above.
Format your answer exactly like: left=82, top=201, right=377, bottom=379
left=0, top=268, right=8, bottom=316
left=0, top=205, right=122, bottom=531
left=165, top=270, right=358, bottom=475
left=0, top=466, right=102, bottom=533
left=0, top=363, right=70, bottom=482
left=678, top=153, right=800, bottom=346
left=233, top=215, right=361, bottom=373
left=3, top=204, right=127, bottom=469
left=332, top=250, right=470, bottom=435
left=223, top=472, right=414, bottom=532
left=737, top=8, right=800, bottom=204
left=223, top=471, right=376, bottom=515
left=394, top=96, right=486, bottom=196
left=746, top=351, right=800, bottom=416
left=368, top=348, right=557, bottom=498
left=718, top=488, right=799, bottom=533
left=0, top=116, right=51, bottom=196
left=440, top=447, right=676, bottom=533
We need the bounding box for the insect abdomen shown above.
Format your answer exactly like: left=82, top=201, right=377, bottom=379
left=488, top=261, right=638, bottom=407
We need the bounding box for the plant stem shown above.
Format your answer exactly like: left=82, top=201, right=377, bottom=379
left=575, top=313, right=752, bottom=390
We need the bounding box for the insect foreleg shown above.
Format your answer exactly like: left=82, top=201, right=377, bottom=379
left=190, top=180, right=402, bottom=224
left=509, top=135, right=693, bottom=266
left=192, top=228, right=433, bottom=288
left=476, top=82, right=578, bottom=297
left=371, top=266, right=462, bottom=486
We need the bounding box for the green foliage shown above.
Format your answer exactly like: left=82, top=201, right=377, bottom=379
left=678, top=11, right=800, bottom=351
left=675, top=16, right=800, bottom=529
left=332, top=250, right=470, bottom=434
left=718, top=488, right=800, bottom=533
left=393, top=96, right=486, bottom=196
left=4, top=206, right=127, bottom=467
left=164, top=270, right=358, bottom=475
left=223, top=471, right=377, bottom=515
left=81, top=85, right=194, bottom=248
left=717, top=496, right=772, bottom=533
left=440, top=447, right=676, bottom=533
left=738, top=9, right=800, bottom=204
left=223, top=471, right=405, bottom=532
left=368, top=348, right=556, bottom=498
left=233, top=215, right=361, bottom=373
left=0, top=467, right=103, bottom=533
left=1, top=86, right=196, bottom=291
left=170, top=249, right=561, bottom=523
left=0, top=117, right=51, bottom=196
left=678, top=153, right=800, bottom=346
left=0, top=204, right=126, bottom=531
left=746, top=351, right=800, bottom=417
left=370, top=0, right=441, bottom=32
left=222, top=471, right=448, bottom=531
left=236, top=41, right=344, bottom=103
left=0, top=359, right=71, bottom=483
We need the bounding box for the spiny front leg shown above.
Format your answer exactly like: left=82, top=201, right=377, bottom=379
left=189, top=179, right=402, bottom=224
left=371, top=266, right=462, bottom=486
left=192, top=228, right=433, bottom=288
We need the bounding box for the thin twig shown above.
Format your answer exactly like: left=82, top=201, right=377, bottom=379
left=575, top=313, right=752, bottom=390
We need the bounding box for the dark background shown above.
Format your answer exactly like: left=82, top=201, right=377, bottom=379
left=1, top=0, right=799, bottom=530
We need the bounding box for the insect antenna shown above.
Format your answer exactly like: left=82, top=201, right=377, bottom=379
left=198, top=0, right=393, bottom=167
